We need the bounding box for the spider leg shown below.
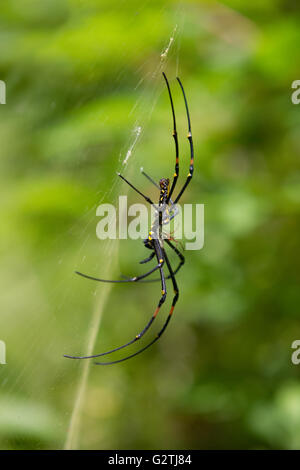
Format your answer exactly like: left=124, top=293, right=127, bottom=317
left=165, top=238, right=185, bottom=276
left=173, top=77, right=194, bottom=205
left=64, top=239, right=166, bottom=360
left=75, top=253, right=162, bottom=283
left=162, top=73, right=179, bottom=204
left=139, top=251, right=156, bottom=264
left=94, top=246, right=178, bottom=365
left=117, top=172, right=157, bottom=208
left=140, top=167, right=160, bottom=189
left=130, top=238, right=185, bottom=283
left=119, top=249, right=155, bottom=280
left=119, top=250, right=155, bottom=279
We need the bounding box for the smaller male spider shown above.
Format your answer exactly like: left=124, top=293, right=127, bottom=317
left=64, top=73, right=194, bottom=365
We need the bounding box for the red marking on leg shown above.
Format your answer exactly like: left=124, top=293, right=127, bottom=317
left=154, top=307, right=160, bottom=317
left=170, top=305, right=175, bottom=316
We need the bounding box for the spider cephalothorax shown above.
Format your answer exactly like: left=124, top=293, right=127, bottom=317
left=65, top=73, right=194, bottom=365
left=159, top=177, right=170, bottom=204
left=159, top=177, right=170, bottom=190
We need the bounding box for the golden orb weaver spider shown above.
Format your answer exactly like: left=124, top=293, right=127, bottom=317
left=64, top=73, right=194, bottom=365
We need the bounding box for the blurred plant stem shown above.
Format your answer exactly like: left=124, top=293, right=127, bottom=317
left=64, top=240, right=119, bottom=450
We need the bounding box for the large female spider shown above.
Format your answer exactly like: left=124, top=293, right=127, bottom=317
left=64, top=73, right=194, bottom=365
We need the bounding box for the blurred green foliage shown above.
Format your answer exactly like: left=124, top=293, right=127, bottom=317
left=0, top=0, right=300, bottom=450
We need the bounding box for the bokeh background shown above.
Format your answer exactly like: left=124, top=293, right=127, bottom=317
left=0, top=0, right=300, bottom=450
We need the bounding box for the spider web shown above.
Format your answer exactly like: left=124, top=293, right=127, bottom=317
left=64, top=22, right=182, bottom=450
left=0, top=4, right=185, bottom=450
